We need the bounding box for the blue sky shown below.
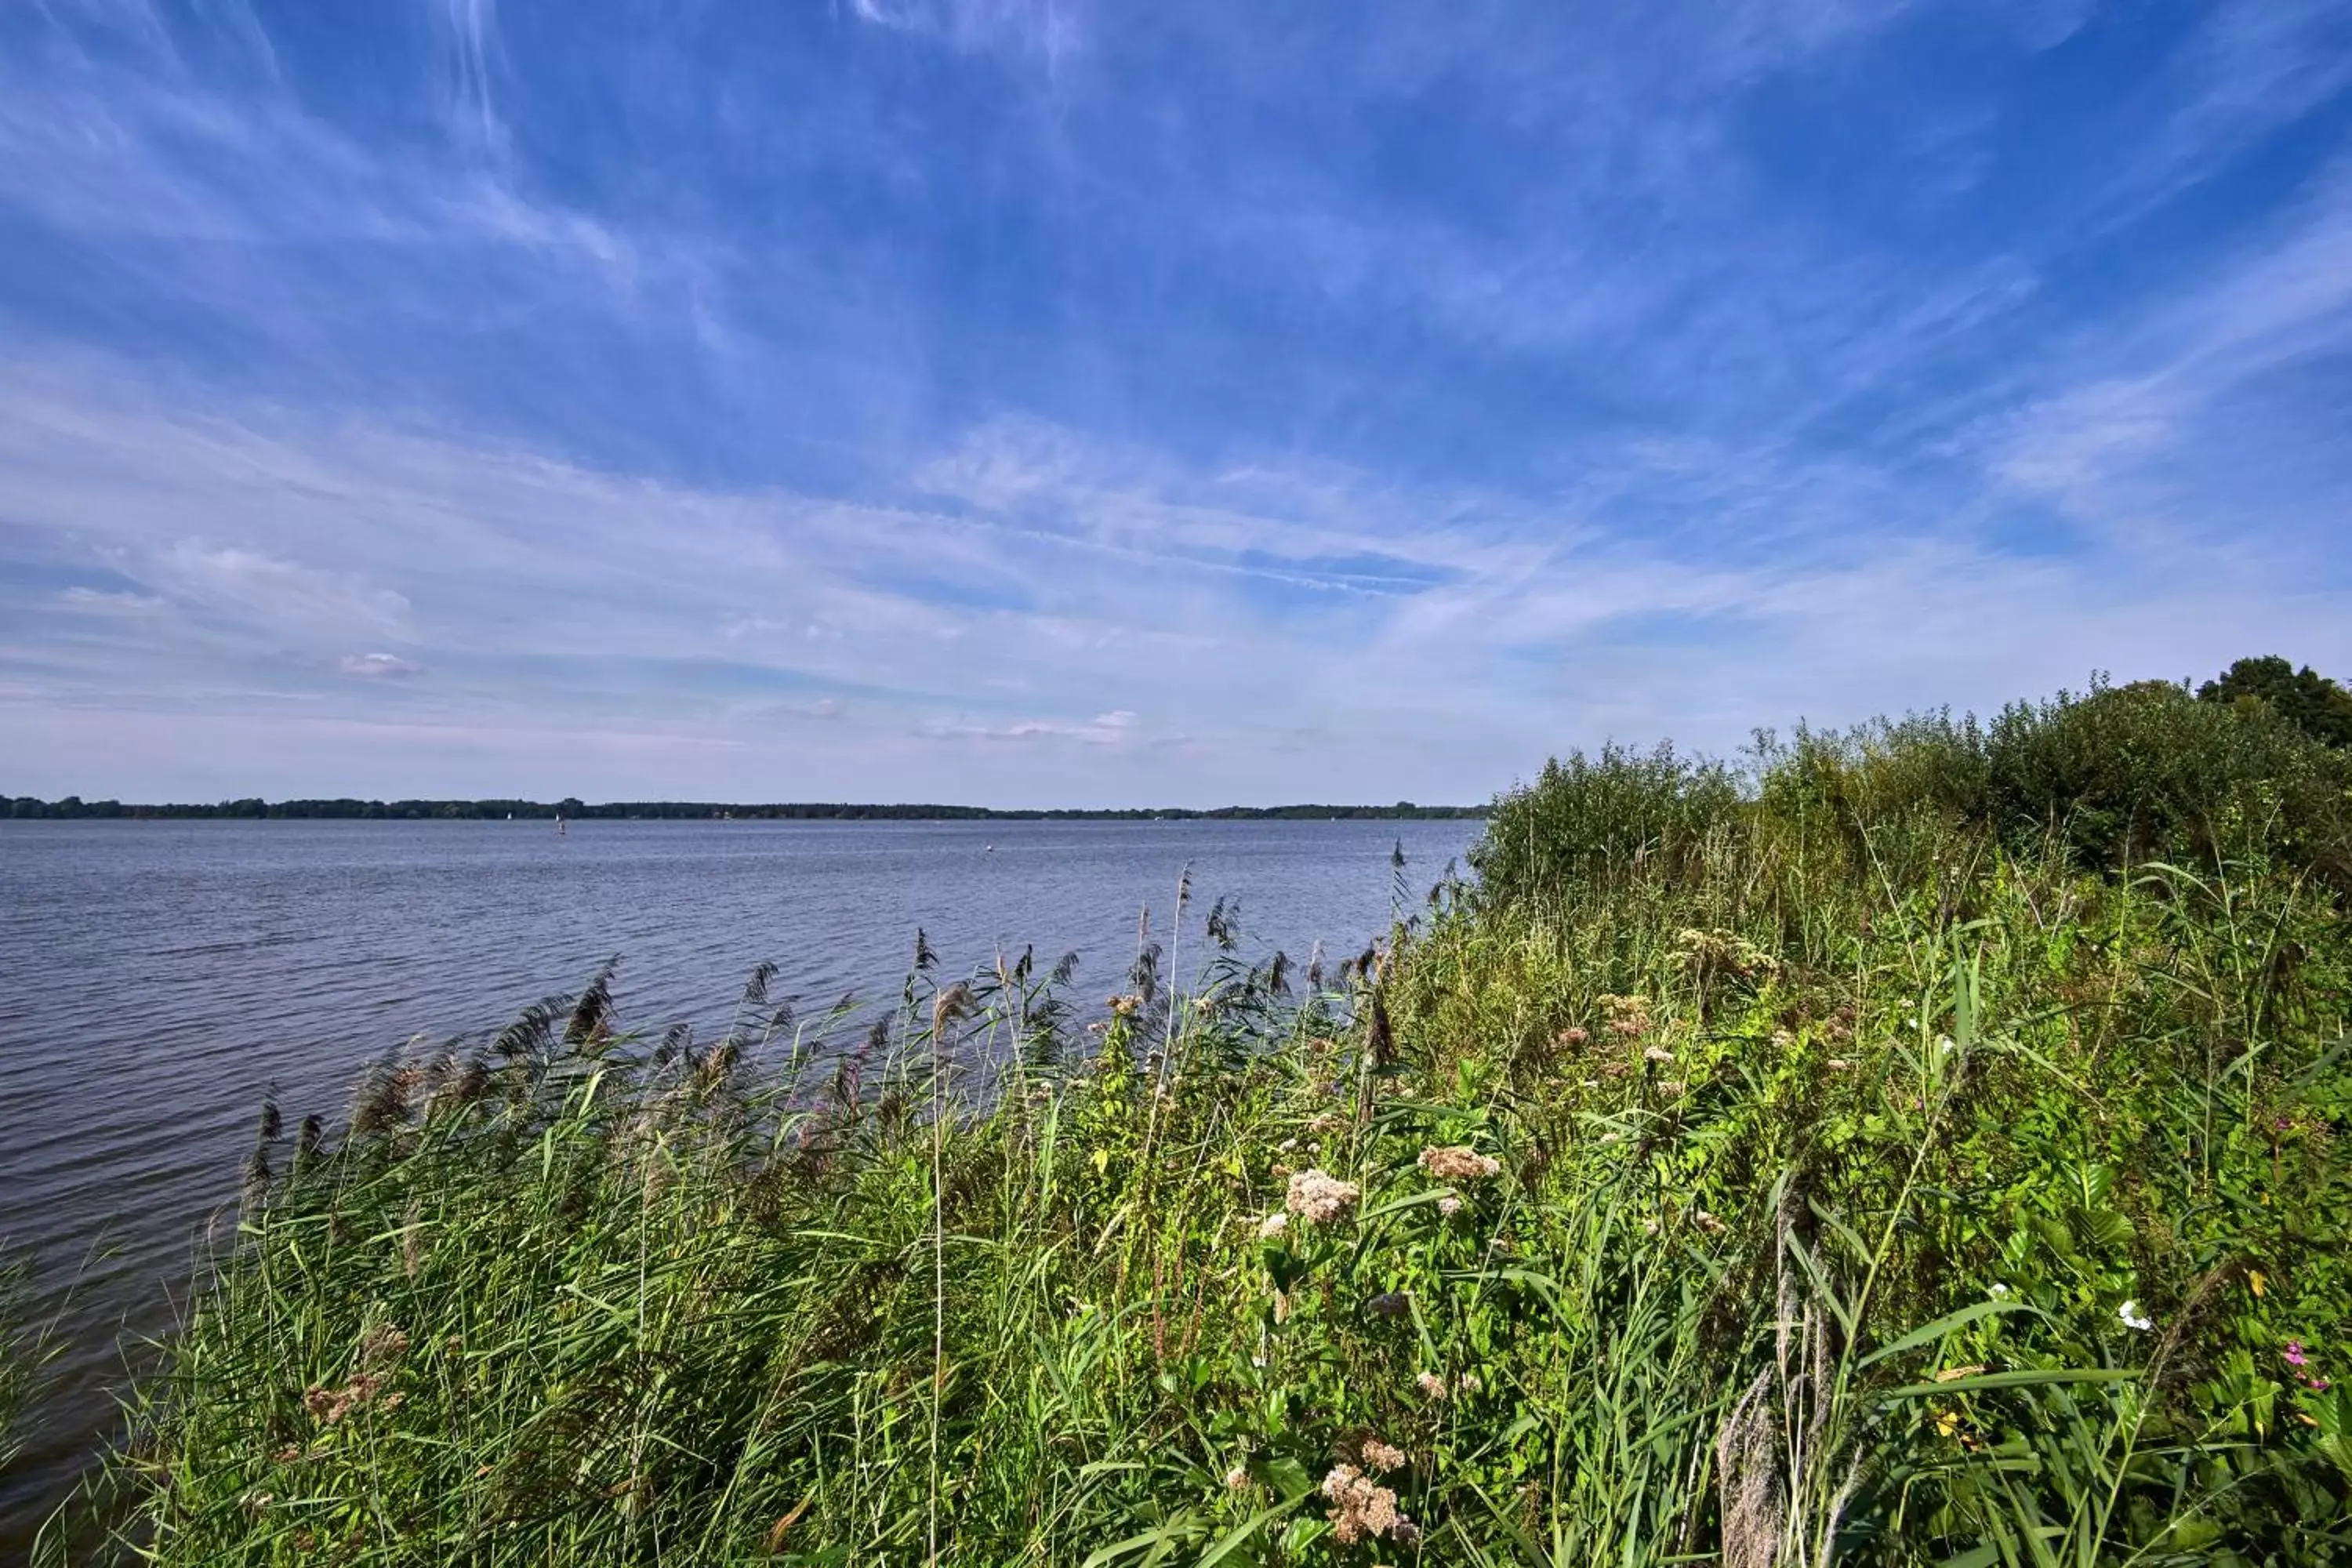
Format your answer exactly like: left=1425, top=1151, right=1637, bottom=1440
left=2, top=0, right=2349, bottom=806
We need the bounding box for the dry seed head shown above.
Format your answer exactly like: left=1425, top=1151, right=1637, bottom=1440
left=358, top=1323, right=409, bottom=1373
left=1417, top=1145, right=1501, bottom=1181
left=1320, top=1463, right=1414, bottom=1545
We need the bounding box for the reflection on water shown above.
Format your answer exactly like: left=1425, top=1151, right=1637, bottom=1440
left=0, top=815, right=1479, bottom=1546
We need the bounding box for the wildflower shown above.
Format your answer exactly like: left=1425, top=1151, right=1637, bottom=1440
left=1285, top=1169, right=1362, bottom=1225
left=1225, top=1465, right=1250, bottom=1492
left=1658, top=1080, right=1686, bottom=1097
left=1436, top=1194, right=1463, bottom=1217
left=1770, top=1029, right=1795, bottom=1051
left=2118, top=1300, right=2154, bottom=1332
left=1270, top=1163, right=1291, bottom=1178
left=1277, top=1137, right=1298, bottom=1152
left=1642, top=1044, right=1674, bottom=1065
left=1598, top=1131, right=1621, bottom=1145
left=241, top=1490, right=273, bottom=1514
left=1602, top=995, right=1653, bottom=1038
left=1826, top=1058, right=1854, bottom=1072
left=1987, top=1283, right=2011, bottom=1298
left=2285, top=1340, right=2309, bottom=1369
left=1321, top=1463, right=1414, bottom=1545
left=1456, top=1372, right=1481, bottom=1393
left=1359, top=1439, right=1406, bottom=1472
left=1693, top=1209, right=1726, bottom=1235
left=1932, top=1406, right=1962, bottom=1439
left=1416, top=1371, right=1448, bottom=1400
left=2249, top=1270, right=2267, bottom=1299
left=1417, top=1145, right=1501, bottom=1181
left=1559, top=1026, right=1589, bottom=1046
left=1257, top=1211, right=1290, bottom=1240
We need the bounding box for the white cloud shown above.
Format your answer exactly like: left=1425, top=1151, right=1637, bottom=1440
left=339, top=652, right=424, bottom=679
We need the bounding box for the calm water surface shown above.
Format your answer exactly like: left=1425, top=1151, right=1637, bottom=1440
left=0, top=816, right=1479, bottom=1548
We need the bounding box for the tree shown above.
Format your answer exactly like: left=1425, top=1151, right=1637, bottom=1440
left=2198, top=656, right=2352, bottom=749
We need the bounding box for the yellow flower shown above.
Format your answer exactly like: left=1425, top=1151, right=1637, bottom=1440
left=2249, top=1269, right=2267, bottom=1298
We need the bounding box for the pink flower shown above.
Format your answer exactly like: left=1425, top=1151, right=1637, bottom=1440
left=2285, top=1340, right=2310, bottom=1369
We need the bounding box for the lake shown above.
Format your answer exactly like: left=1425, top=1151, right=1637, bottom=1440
left=0, top=815, right=1481, bottom=1549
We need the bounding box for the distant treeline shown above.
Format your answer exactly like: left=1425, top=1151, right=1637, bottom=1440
left=2, top=795, right=1487, bottom=822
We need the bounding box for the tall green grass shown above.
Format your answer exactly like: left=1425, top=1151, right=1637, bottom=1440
left=43, top=678, right=2352, bottom=1563
left=1, top=1254, right=53, bottom=1476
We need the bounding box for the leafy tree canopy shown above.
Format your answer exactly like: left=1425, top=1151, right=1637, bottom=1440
left=2198, top=655, right=2352, bottom=749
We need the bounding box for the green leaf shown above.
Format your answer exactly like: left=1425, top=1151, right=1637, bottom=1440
left=1858, top=1301, right=2032, bottom=1369
left=1882, top=1367, right=2140, bottom=1399
left=1191, top=1476, right=1311, bottom=1568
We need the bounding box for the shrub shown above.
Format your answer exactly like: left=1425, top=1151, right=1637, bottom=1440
left=1471, top=742, right=1744, bottom=909
left=1983, top=678, right=2352, bottom=881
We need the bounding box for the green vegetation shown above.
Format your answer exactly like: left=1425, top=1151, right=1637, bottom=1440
left=0, top=1257, right=52, bottom=1475
left=2199, top=656, right=2352, bottom=752
left=1, top=797, right=1483, bottom=822
left=34, top=666, right=2352, bottom=1563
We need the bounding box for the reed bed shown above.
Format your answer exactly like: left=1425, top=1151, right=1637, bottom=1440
left=40, top=679, right=2352, bottom=1564
left=1, top=1256, right=52, bottom=1478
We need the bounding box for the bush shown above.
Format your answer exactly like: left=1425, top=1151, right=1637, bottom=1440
left=1471, top=742, right=1744, bottom=909
left=1984, top=678, right=2352, bottom=880
left=1478, top=677, right=2352, bottom=913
